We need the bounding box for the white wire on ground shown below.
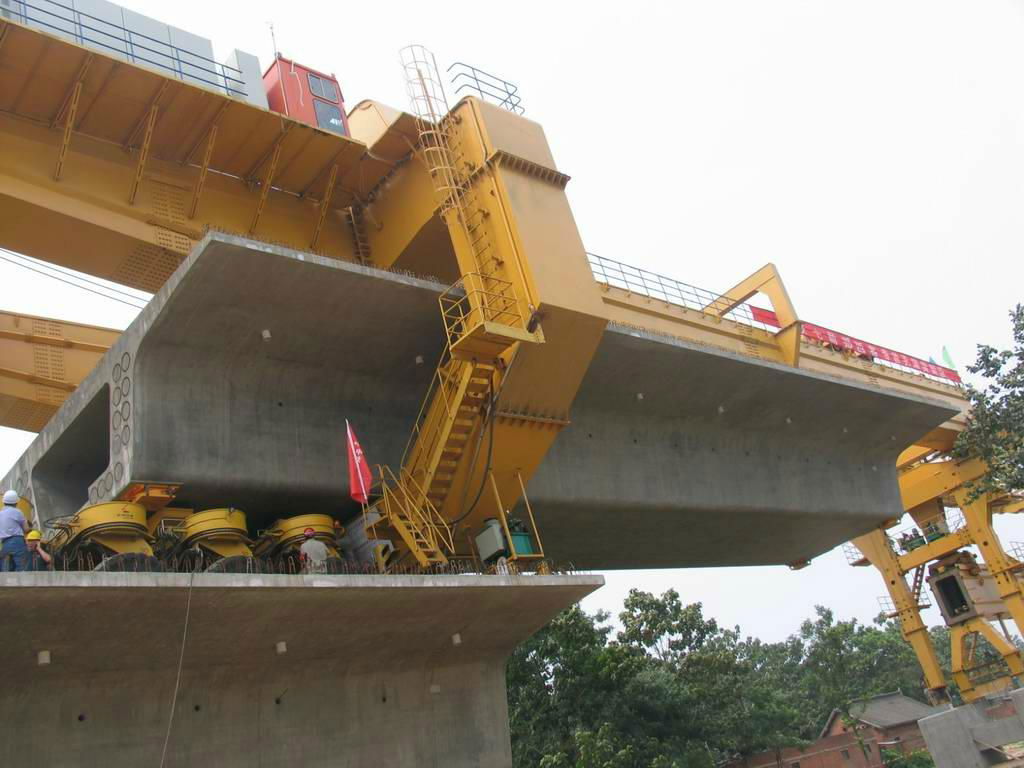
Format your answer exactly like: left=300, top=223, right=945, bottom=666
left=158, top=567, right=197, bottom=768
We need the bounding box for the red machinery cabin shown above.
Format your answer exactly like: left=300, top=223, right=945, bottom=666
left=263, top=55, right=350, bottom=136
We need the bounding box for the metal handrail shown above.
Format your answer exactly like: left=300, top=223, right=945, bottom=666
left=439, top=272, right=523, bottom=351
left=587, top=252, right=962, bottom=386
left=448, top=62, right=524, bottom=115
left=587, top=252, right=775, bottom=333
left=378, top=464, right=454, bottom=556
left=6, top=0, right=247, bottom=97
left=400, top=360, right=461, bottom=472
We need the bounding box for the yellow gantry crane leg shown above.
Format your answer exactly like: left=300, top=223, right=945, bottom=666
left=957, top=489, right=1024, bottom=631
left=852, top=529, right=948, bottom=698
left=949, top=617, right=1024, bottom=701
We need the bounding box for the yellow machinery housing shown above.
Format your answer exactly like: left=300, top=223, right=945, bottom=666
left=252, top=514, right=341, bottom=569
left=148, top=507, right=255, bottom=571
left=47, top=500, right=157, bottom=569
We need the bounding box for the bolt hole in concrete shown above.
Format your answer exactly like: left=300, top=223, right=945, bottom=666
left=194, top=705, right=201, bottom=712
left=277, top=402, right=283, bottom=407
left=274, top=698, right=282, bottom=706
left=77, top=714, right=86, bottom=722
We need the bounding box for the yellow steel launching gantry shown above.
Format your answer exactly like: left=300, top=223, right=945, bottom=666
left=848, top=447, right=1024, bottom=702
left=0, top=17, right=975, bottom=577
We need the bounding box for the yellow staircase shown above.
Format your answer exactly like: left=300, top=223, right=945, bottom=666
left=366, top=47, right=538, bottom=570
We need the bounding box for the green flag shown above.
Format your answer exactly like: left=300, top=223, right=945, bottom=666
left=941, top=346, right=957, bottom=370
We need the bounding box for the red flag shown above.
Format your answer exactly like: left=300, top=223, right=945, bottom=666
left=346, top=420, right=372, bottom=504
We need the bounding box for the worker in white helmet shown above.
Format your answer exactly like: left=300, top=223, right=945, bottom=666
left=0, top=490, right=29, bottom=572
left=299, top=527, right=329, bottom=574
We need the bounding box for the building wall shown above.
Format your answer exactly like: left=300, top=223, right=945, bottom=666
left=729, top=733, right=882, bottom=768
left=876, top=722, right=929, bottom=754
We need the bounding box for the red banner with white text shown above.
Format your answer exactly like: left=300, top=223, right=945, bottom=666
left=749, top=307, right=961, bottom=384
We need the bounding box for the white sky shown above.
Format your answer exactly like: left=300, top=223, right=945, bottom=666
left=2, top=0, right=1023, bottom=641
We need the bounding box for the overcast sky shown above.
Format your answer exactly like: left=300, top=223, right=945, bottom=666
left=2, top=0, right=1023, bottom=642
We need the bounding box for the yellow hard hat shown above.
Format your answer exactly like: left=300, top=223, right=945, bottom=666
left=26, top=530, right=41, bottom=541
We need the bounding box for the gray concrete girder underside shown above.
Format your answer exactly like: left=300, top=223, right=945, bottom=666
left=1, top=233, right=957, bottom=568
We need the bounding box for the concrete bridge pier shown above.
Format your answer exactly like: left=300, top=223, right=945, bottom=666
left=0, top=572, right=601, bottom=767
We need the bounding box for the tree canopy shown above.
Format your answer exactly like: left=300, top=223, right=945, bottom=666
left=507, top=591, right=935, bottom=768
left=955, top=303, right=1024, bottom=496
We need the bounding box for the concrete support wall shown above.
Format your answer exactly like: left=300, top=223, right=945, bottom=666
left=919, top=689, right=1024, bottom=767
left=0, top=572, right=601, bottom=767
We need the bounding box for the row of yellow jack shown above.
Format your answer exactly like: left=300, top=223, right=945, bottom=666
left=41, top=500, right=342, bottom=572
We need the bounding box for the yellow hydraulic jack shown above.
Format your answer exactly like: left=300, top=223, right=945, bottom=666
left=252, top=514, right=343, bottom=572
left=48, top=501, right=159, bottom=571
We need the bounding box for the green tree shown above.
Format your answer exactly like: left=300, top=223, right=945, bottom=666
left=882, top=748, right=935, bottom=768
left=507, top=597, right=936, bottom=766
left=795, top=608, right=926, bottom=737
left=955, top=304, right=1024, bottom=496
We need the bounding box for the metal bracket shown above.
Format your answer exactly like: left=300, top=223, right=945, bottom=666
left=704, top=263, right=802, bottom=366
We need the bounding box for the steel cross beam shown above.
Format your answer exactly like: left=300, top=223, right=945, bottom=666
left=311, top=164, right=339, bottom=252
left=53, top=81, right=83, bottom=182
left=50, top=53, right=94, bottom=129
left=124, top=81, right=169, bottom=149
left=128, top=105, right=159, bottom=205
left=189, top=125, right=218, bottom=219
left=249, top=140, right=284, bottom=235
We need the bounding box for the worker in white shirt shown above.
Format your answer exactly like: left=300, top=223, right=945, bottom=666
left=0, top=490, right=29, bottom=572
left=299, top=527, right=329, bottom=574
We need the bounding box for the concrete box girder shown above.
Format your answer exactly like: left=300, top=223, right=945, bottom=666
left=1, top=233, right=957, bottom=567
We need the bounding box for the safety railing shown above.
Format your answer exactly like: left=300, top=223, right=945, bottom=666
left=587, top=252, right=776, bottom=333
left=3, top=0, right=247, bottom=97
left=439, top=272, right=523, bottom=350
left=448, top=62, right=524, bottom=115
left=842, top=541, right=867, bottom=565
left=400, top=359, right=463, bottom=473
left=587, top=252, right=962, bottom=386
left=401, top=45, right=467, bottom=217
left=878, top=594, right=931, bottom=616
left=890, top=510, right=966, bottom=555
left=376, top=464, right=455, bottom=557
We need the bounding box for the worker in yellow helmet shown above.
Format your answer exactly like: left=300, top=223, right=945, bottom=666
left=24, top=530, right=53, bottom=572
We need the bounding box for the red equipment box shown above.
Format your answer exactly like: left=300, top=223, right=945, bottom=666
left=263, top=55, right=349, bottom=136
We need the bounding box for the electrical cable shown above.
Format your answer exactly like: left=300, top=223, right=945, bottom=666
left=158, top=565, right=196, bottom=768
left=448, top=347, right=522, bottom=533
left=449, top=380, right=496, bottom=530
left=0, top=253, right=147, bottom=309
left=1, top=248, right=151, bottom=303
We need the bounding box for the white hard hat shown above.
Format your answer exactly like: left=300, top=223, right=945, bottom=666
left=3, top=490, right=18, bottom=505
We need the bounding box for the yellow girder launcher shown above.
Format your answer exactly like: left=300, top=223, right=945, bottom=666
left=48, top=501, right=159, bottom=570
